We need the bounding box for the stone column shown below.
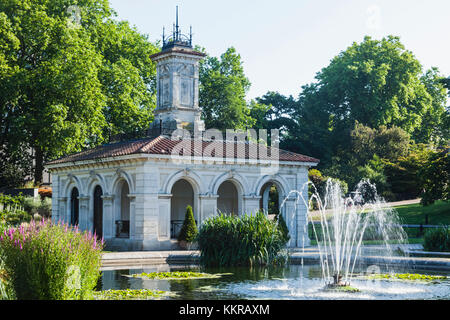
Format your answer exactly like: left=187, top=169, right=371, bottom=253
left=78, top=195, right=90, bottom=233
left=262, top=187, right=270, bottom=213
left=128, top=194, right=136, bottom=240
left=57, top=197, right=68, bottom=224
left=101, top=194, right=114, bottom=240
left=296, top=169, right=310, bottom=247
left=157, top=194, right=171, bottom=239
left=199, top=194, right=218, bottom=224
left=283, top=196, right=297, bottom=248
left=134, top=164, right=160, bottom=250
left=50, top=175, right=60, bottom=223
left=243, top=195, right=261, bottom=215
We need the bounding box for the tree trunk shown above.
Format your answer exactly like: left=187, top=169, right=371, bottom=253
left=34, top=147, right=44, bottom=185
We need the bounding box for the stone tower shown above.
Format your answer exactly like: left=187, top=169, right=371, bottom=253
left=149, top=7, right=206, bottom=136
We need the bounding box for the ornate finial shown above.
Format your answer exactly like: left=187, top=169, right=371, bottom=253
left=162, top=6, right=193, bottom=50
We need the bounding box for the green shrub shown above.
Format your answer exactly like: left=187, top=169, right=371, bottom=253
left=0, top=220, right=103, bottom=300
left=22, top=196, right=52, bottom=219
left=177, top=206, right=198, bottom=242
left=0, top=194, right=32, bottom=226
left=423, top=226, right=450, bottom=252
left=197, top=212, right=288, bottom=267
left=275, top=213, right=290, bottom=243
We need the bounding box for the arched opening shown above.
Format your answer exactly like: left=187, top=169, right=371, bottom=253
left=260, top=182, right=281, bottom=218
left=93, top=185, right=103, bottom=239
left=170, top=179, right=194, bottom=239
left=217, top=181, right=239, bottom=216
left=115, top=180, right=130, bottom=238
left=70, top=187, right=79, bottom=226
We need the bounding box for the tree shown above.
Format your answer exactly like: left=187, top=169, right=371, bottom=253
left=253, top=91, right=300, bottom=151
left=295, top=36, right=447, bottom=165
left=383, top=146, right=431, bottom=201
left=414, top=68, right=449, bottom=144
left=351, top=122, right=410, bottom=165
left=199, top=47, right=255, bottom=131
left=0, top=0, right=159, bottom=184
left=178, top=205, right=198, bottom=243
left=419, top=149, right=450, bottom=206
left=92, top=19, right=159, bottom=140
left=357, top=155, right=391, bottom=200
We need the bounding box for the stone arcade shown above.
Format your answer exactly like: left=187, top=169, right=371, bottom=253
left=45, top=13, right=319, bottom=251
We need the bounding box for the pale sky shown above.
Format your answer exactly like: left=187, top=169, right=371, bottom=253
left=109, top=0, right=450, bottom=100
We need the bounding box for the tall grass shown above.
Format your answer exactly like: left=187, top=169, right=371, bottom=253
left=197, top=212, right=288, bottom=267
left=0, top=220, right=103, bottom=300
left=423, top=226, right=450, bottom=252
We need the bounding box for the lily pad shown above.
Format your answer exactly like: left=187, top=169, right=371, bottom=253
left=127, top=271, right=231, bottom=280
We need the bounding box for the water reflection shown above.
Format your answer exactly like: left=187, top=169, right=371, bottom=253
left=98, top=264, right=450, bottom=300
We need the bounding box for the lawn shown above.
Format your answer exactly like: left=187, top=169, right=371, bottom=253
left=307, top=200, right=449, bottom=245
left=393, top=201, right=450, bottom=225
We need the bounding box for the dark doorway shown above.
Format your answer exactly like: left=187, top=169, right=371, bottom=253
left=93, top=185, right=103, bottom=239
left=70, top=187, right=79, bottom=226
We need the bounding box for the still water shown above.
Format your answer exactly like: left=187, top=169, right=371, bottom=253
left=98, top=263, right=450, bottom=300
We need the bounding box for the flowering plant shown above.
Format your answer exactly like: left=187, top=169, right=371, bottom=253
left=0, top=219, right=103, bottom=300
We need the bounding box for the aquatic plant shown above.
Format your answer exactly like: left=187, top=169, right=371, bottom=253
left=94, top=289, right=166, bottom=300
left=366, top=273, right=447, bottom=281
left=197, top=212, right=288, bottom=267
left=131, top=271, right=221, bottom=280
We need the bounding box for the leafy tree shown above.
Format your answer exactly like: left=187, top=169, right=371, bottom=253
left=92, top=19, right=158, bottom=140
left=414, top=68, right=449, bottom=144
left=383, top=145, right=431, bottom=201
left=199, top=47, right=255, bottom=131
left=253, top=91, right=301, bottom=151
left=0, top=0, right=159, bottom=184
left=419, top=149, right=450, bottom=206
left=295, top=36, right=446, bottom=165
left=357, top=155, right=391, bottom=200
left=351, top=122, right=410, bottom=164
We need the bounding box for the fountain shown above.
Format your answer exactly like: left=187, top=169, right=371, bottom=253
left=283, top=179, right=408, bottom=291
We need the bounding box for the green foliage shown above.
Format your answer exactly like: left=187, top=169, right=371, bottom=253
left=94, top=289, right=166, bottom=300
left=199, top=47, right=255, bottom=131
left=367, top=273, right=447, bottom=281
left=131, top=271, right=219, bottom=280
left=351, top=122, right=410, bottom=164
left=0, top=0, right=159, bottom=183
left=265, top=36, right=448, bottom=195
left=419, top=149, right=450, bottom=206
left=177, top=206, right=198, bottom=243
left=22, top=196, right=52, bottom=219
left=0, top=194, right=32, bottom=227
left=357, top=155, right=391, bottom=200
left=308, top=169, right=348, bottom=209
left=423, top=226, right=450, bottom=252
left=197, top=212, right=288, bottom=267
left=0, top=195, right=53, bottom=227
left=0, top=220, right=103, bottom=300
left=275, top=213, right=290, bottom=243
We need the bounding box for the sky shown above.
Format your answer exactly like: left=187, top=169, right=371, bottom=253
left=109, top=0, right=450, bottom=100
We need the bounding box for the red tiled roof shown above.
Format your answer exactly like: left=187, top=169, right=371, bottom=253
left=45, top=135, right=320, bottom=165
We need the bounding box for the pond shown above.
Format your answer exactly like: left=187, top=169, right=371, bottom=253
left=98, top=263, right=450, bottom=300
